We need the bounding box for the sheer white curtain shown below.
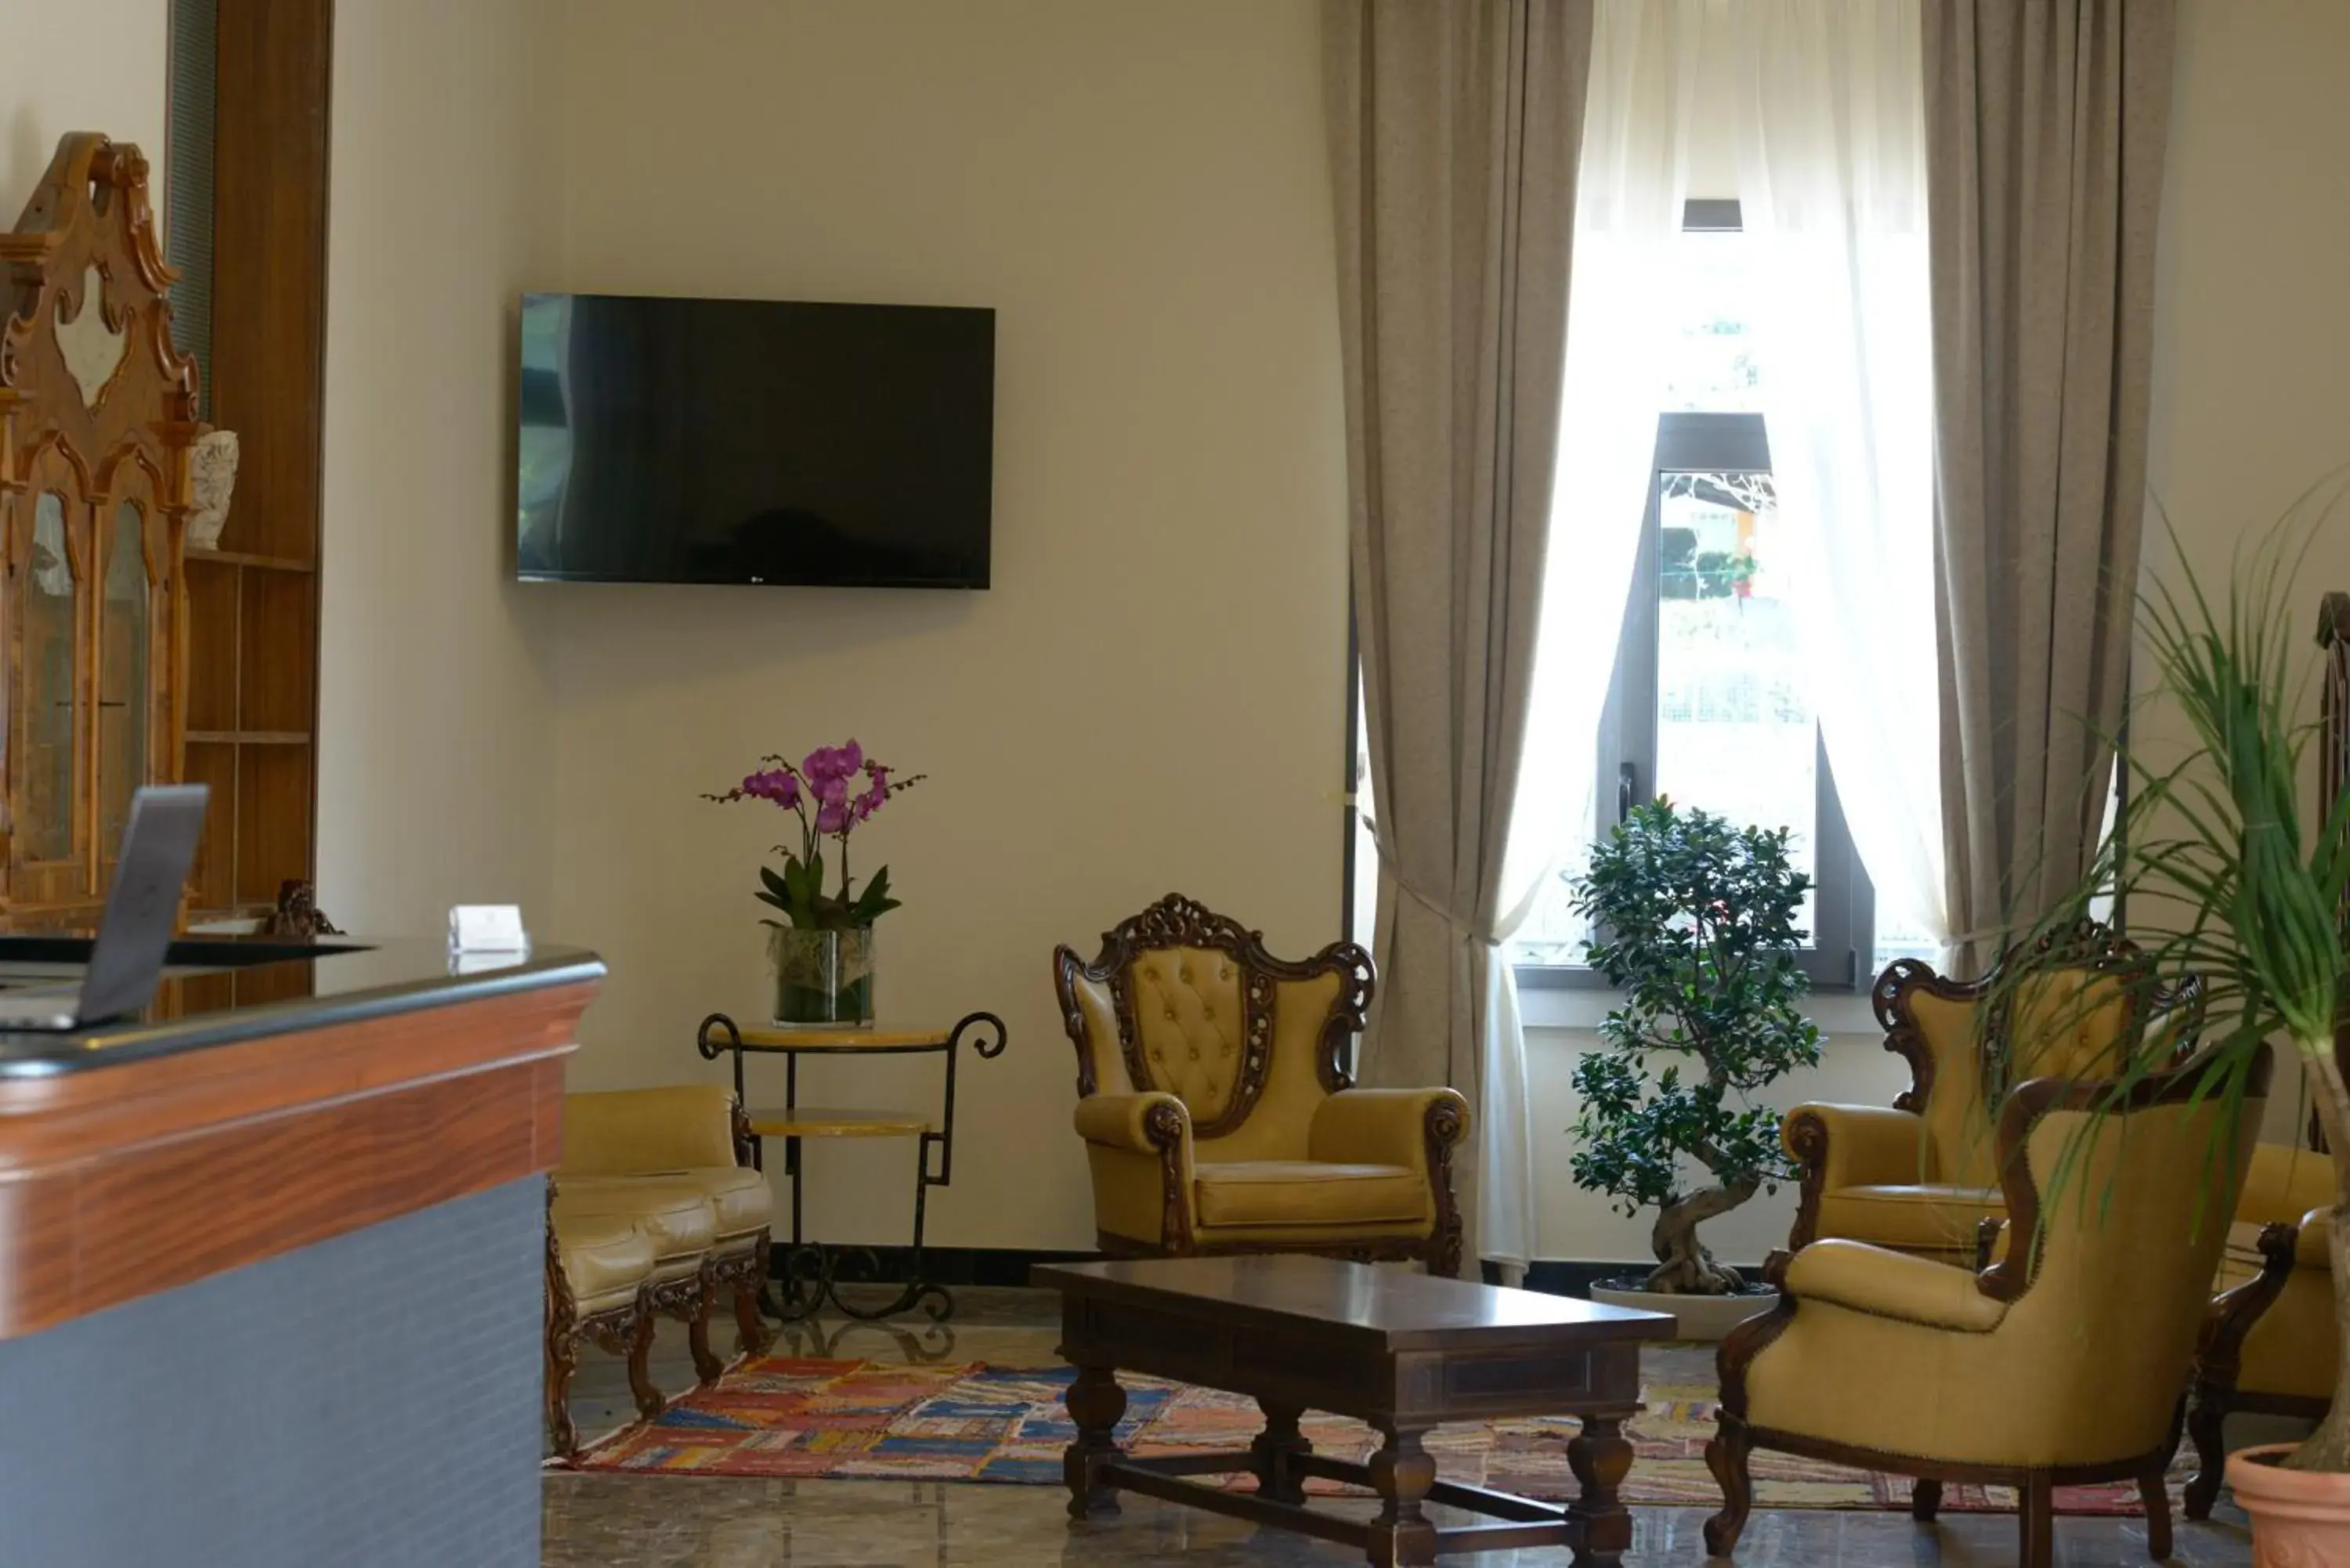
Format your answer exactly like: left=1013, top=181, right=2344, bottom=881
left=1482, top=0, right=1702, bottom=1277
left=1726, top=0, right=1949, bottom=959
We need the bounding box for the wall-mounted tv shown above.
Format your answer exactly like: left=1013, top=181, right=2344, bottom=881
left=515, top=292, right=995, bottom=588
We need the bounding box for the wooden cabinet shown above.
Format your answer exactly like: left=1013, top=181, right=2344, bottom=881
left=0, top=135, right=201, bottom=927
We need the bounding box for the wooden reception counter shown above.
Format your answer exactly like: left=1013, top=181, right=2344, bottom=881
left=0, top=934, right=604, bottom=1566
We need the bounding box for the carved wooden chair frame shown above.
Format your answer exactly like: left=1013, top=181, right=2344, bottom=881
left=542, top=1107, right=779, bottom=1459
left=542, top=1178, right=655, bottom=1462
left=2181, top=1219, right=2323, bottom=1519
left=1053, top=892, right=1464, bottom=1274
left=1788, top=919, right=2200, bottom=1249
left=1711, top=1046, right=2270, bottom=1568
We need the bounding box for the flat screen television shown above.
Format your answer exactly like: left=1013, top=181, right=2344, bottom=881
left=515, top=291, right=995, bottom=587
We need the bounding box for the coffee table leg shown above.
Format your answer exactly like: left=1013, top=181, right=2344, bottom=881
left=1250, top=1399, right=1312, bottom=1505
left=1568, top=1407, right=1637, bottom=1568
left=1063, top=1362, right=1127, bottom=1521
left=1366, top=1424, right=1437, bottom=1568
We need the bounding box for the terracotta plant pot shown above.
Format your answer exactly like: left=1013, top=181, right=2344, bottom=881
left=2229, top=1442, right=2350, bottom=1566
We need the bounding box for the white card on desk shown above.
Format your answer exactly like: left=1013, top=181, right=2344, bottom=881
left=449, top=904, right=530, bottom=953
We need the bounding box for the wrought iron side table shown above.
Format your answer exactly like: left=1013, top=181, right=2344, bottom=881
left=696, top=1012, right=1007, bottom=1324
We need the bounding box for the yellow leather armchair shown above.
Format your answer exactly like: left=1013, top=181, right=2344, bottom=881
left=1054, top=894, right=1470, bottom=1274
left=1786, top=925, right=2178, bottom=1263
left=1708, top=1047, right=2270, bottom=1568
left=2184, top=1140, right=2337, bottom=1518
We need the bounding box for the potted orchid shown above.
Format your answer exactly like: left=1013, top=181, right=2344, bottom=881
left=707, top=741, right=923, bottom=1026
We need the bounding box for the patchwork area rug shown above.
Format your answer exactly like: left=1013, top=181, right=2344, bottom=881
left=573, top=1358, right=2188, bottom=1516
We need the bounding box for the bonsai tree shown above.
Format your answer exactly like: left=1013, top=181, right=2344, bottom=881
left=1567, top=799, right=1824, bottom=1295
left=1990, top=518, right=2350, bottom=1474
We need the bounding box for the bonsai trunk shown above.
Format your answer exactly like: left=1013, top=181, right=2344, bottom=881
left=2286, top=1044, right=2350, bottom=1473
left=1647, top=1174, right=1759, bottom=1295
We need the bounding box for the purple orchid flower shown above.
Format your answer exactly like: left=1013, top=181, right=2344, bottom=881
left=707, top=744, right=927, bottom=930
left=739, top=767, right=800, bottom=807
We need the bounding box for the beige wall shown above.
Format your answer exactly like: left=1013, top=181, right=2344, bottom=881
left=0, top=0, right=167, bottom=216
left=541, top=0, right=1350, bottom=1250
left=2143, top=0, right=2350, bottom=1147
left=316, top=0, right=562, bottom=933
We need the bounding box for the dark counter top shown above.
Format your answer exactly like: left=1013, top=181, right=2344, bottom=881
left=0, top=934, right=606, bottom=1079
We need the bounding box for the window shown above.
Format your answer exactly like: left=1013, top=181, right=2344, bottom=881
left=1343, top=203, right=1940, bottom=985
left=1509, top=203, right=1922, bottom=989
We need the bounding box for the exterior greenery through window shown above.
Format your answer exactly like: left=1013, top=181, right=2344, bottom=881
left=1511, top=202, right=1932, bottom=990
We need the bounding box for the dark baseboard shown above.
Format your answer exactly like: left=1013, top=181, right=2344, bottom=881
left=1521, top=1261, right=1770, bottom=1298
left=770, top=1246, right=1764, bottom=1298
left=766, top=1244, right=1097, bottom=1290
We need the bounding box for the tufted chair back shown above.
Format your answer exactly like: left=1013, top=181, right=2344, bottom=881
left=1878, top=923, right=2193, bottom=1188
left=1055, top=895, right=1373, bottom=1162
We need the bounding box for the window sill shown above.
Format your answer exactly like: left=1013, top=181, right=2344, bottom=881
left=1514, top=968, right=1882, bottom=1036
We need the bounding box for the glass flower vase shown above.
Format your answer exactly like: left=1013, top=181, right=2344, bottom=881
left=768, top=926, right=876, bottom=1028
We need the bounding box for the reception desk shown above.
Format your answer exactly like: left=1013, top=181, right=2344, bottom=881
left=0, top=935, right=602, bottom=1567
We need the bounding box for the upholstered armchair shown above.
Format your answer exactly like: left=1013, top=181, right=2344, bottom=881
left=1707, top=1047, right=2271, bottom=1568
left=2184, top=1141, right=2336, bottom=1518
left=1784, top=924, right=2187, bottom=1263
left=1054, top=894, right=1470, bottom=1274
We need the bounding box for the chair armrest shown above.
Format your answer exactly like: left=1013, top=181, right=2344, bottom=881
left=562, top=1086, right=741, bottom=1176
left=1784, top=1238, right=2008, bottom=1333
left=1073, top=1092, right=1191, bottom=1156
left=1782, top=1102, right=1929, bottom=1189
left=2296, top=1208, right=2334, bottom=1270
left=1308, top=1088, right=1470, bottom=1170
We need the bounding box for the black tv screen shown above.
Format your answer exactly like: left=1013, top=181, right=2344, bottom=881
left=515, top=292, right=995, bottom=587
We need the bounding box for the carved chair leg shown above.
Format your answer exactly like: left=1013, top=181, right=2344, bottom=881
left=545, top=1327, right=581, bottom=1460
left=2020, top=1473, right=2055, bottom=1568
left=674, top=1263, right=722, bottom=1386
left=2183, top=1383, right=2229, bottom=1521
left=1911, top=1477, right=1941, bottom=1523
left=732, top=1243, right=774, bottom=1360
left=687, top=1299, right=724, bottom=1386
left=624, top=1302, right=664, bottom=1420
left=1702, top=1415, right=1754, bottom=1558
left=2139, top=1469, right=2173, bottom=1561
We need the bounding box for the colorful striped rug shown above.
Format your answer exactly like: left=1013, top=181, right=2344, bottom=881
left=571, top=1357, right=2186, bottom=1516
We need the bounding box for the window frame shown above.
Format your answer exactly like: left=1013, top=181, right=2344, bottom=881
left=1518, top=410, right=1874, bottom=992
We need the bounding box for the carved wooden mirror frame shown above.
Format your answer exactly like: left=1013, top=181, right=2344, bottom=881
left=0, top=134, right=201, bottom=913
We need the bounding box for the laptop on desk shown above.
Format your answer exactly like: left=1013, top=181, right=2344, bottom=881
left=0, top=785, right=209, bottom=1030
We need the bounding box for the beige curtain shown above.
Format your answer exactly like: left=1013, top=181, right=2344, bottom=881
left=1925, top=0, right=2178, bottom=975
left=1324, top=0, right=1593, bottom=1272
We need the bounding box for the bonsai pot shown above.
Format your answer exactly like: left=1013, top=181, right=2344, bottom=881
left=2228, top=1443, right=2350, bottom=1566
left=1589, top=1279, right=1777, bottom=1341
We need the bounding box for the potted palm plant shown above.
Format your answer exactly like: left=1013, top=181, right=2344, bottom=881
left=1567, top=798, right=1824, bottom=1338
left=1991, top=517, right=2350, bottom=1552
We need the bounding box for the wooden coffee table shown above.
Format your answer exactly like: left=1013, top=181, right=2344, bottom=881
left=1036, top=1255, right=1673, bottom=1568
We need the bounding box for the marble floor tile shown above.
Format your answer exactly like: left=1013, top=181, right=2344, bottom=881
left=546, top=1287, right=2269, bottom=1566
